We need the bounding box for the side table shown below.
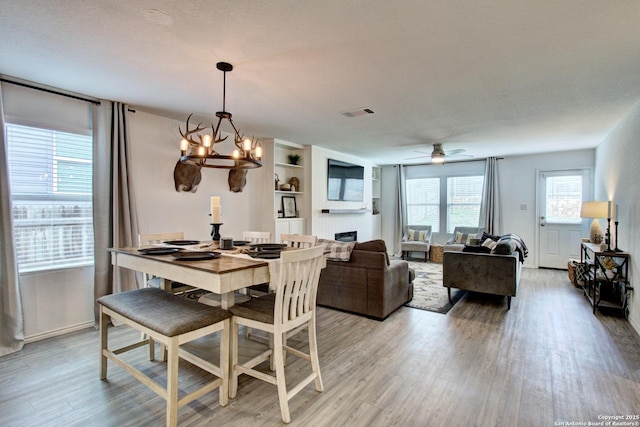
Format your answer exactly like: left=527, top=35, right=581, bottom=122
left=430, top=244, right=444, bottom=263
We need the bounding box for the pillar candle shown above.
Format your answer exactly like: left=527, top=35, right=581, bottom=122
left=615, top=204, right=619, bottom=221
left=210, top=197, right=221, bottom=223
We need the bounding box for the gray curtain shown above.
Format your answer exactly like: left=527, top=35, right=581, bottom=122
left=479, top=157, right=501, bottom=235
left=0, top=83, right=25, bottom=356
left=93, top=102, right=139, bottom=325
left=394, top=165, right=407, bottom=256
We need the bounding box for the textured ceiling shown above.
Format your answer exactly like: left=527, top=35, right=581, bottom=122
left=2, top=1, right=640, bottom=165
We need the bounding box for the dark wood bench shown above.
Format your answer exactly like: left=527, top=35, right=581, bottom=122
left=98, top=287, right=231, bottom=427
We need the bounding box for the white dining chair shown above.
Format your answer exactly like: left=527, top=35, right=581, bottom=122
left=242, top=231, right=271, bottom=244
left=229, top=245, right=325, bottom=423
left=138, top=232, right=194, bottom=295
left=280, top=233, right=317, bottom=248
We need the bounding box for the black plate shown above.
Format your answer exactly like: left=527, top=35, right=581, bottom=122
left=250, top=251, right=281, bottom=259
left=163, top=240, right=200, bottom=246
left=233, top=240, right=251, bottom=246
left=171, top=251, right=220, bottom=260
left=137, top=247, right=180, bottom=255
left=250, top=243, right=287, bottom=251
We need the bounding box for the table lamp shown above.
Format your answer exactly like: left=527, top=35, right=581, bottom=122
left=580, top=201, right=608, bottom=244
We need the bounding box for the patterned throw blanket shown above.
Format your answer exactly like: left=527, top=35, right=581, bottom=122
left=499, top=233, right=528, bottom=262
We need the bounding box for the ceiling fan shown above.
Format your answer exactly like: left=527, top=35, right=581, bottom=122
left=406, top=143, right=472, bottom=164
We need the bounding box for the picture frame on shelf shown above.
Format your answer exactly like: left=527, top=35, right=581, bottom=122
left=282, top=196, right=297, bottom=218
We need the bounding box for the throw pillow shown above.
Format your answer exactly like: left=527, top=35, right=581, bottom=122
left=408, top=228, right=428, bottom=242
left=481, top=238, right=497, bottom=250
left=455, top=232, right=478, bottom=245
left=491, top=239, right=516, bottom=255
left=318, top=238, right=356, bottom=262
left=354, top=239, right=390, bottom=266
left=481, top=231, right=501, bottom=242
left=462, top=245, right=491, bottom=253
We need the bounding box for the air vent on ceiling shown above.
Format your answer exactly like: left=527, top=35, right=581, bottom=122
left=341, top=107, right=375, bottom=118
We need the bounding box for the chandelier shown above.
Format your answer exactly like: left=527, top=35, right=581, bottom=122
left=179, top=62, right=262, bottom=169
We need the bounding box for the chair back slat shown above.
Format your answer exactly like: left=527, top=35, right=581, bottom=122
left=138, top=232, right=184, bottom=247
left=242, top=231, right=271, bottom=244
left=281, top=234, right=317, bottom=249
left=275, top=246, right=324, bottom=325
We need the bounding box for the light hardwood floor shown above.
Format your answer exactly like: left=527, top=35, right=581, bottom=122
left=1, top=268, right=639, bottom=427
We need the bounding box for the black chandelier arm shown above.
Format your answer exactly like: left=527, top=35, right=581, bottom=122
left=180, top=154, right=262, bottom=169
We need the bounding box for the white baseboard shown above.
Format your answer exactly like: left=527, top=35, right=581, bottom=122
left=25, top=320, right=95, bottom=343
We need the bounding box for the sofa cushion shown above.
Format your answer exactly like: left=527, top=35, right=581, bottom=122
left=408, top=228, right=428, bottom=242
left=455, top=232, right=478, bottom=245
left=318, top=238, right=356, bottom=261
left=354, top=239, right=390, bottom=266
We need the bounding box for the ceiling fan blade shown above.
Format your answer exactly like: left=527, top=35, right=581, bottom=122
left=446, top=148, right=466, bottom=156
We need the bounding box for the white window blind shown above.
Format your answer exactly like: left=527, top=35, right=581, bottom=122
left=6, top=124, right=94, bottom=273
left=406, top=177, right=440, bottom=232
left=446, top=176, right=484, bottom=232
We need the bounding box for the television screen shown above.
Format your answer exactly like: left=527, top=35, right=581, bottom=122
left=327, top=159, right=364, bottom=202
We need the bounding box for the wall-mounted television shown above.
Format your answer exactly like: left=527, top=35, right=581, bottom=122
left=327, top=159, right=364, bottom=202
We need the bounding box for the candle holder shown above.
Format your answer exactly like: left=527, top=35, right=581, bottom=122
left=614, top=220, right=622, bottom=252
left=605, top=217, right=612, bottom=252
left=210, top=223, right=223, bottom=242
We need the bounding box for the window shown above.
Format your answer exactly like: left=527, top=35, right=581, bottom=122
left=6, top=124, right=94, bottom=273
left=406, top=178, right=440, bottom=232
left=404, top=162, right=485, bottom=235
left=446, top=176, right=484, bottom=232
left=544, top=174, right=583, bottom=224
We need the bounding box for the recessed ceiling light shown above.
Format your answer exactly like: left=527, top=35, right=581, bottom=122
left=141, top=9, right=173, bottom=26
left=341, top=107, right=375, bottom=118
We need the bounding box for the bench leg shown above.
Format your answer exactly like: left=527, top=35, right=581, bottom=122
left=99, top=309, right=108, bottom=380
left=507, top=296, right=511, bottom=310
left=447, top=288, right=452, bottom=304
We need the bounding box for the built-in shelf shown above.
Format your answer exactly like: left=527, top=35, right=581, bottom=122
left=275, top=191, right=303, bottom=194
left=275, top=162, right=304, bottom=169
left=321, top=208, right=370, bottom=214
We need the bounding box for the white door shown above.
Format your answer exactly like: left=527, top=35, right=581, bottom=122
left=538, top=169, right=590, bottom=269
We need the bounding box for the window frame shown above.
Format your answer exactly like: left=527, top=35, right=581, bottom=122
left=6, top=123, right=94, bottom=274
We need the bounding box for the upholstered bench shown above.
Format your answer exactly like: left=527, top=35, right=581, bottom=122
left=98, top=287, right=231, bottom=427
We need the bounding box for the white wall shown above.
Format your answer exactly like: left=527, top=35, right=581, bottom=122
left=593, top=100, right=640, bottom=335
left=309, top=146, right=374, bottom=241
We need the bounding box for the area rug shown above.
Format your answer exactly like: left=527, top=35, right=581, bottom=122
left=405, top=261, right=465, bottom=314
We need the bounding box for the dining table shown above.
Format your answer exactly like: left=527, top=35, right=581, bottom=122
left=109, top=246, right=270, bottom=309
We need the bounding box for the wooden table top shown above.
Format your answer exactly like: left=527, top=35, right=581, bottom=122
left=109, top=247, right=269, bottom=274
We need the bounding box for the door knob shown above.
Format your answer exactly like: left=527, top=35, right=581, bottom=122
left=540, top=216, right=546, bottom=226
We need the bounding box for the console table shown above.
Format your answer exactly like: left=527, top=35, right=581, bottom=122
left=580, top=242, right=632, bottom=318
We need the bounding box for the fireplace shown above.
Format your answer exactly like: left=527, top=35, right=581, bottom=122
left=335, top=231, right=357, bottom=242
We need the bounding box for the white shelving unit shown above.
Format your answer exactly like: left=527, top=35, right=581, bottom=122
left=372, top=166, right=382, bottom=238
left=261, top=139, right=309, bottom=242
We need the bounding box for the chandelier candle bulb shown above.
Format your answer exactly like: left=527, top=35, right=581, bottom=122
left=180, top=139, right=189, bottom=152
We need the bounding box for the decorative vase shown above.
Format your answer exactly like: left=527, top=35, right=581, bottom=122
left=289, top=177, right=300, bottom=192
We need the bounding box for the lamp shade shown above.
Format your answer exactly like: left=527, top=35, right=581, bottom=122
left=580, top=201, right=608, bottom=243
left=580, top=201, right=608, bottom=219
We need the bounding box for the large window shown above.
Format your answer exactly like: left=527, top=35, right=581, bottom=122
left=446, top=176, right=484, bottom=232
left=6, top=124, right=94, bottom=273
left=406, top=178, right=440, bottom=232
left=405, top=162, right=484, bottom=235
